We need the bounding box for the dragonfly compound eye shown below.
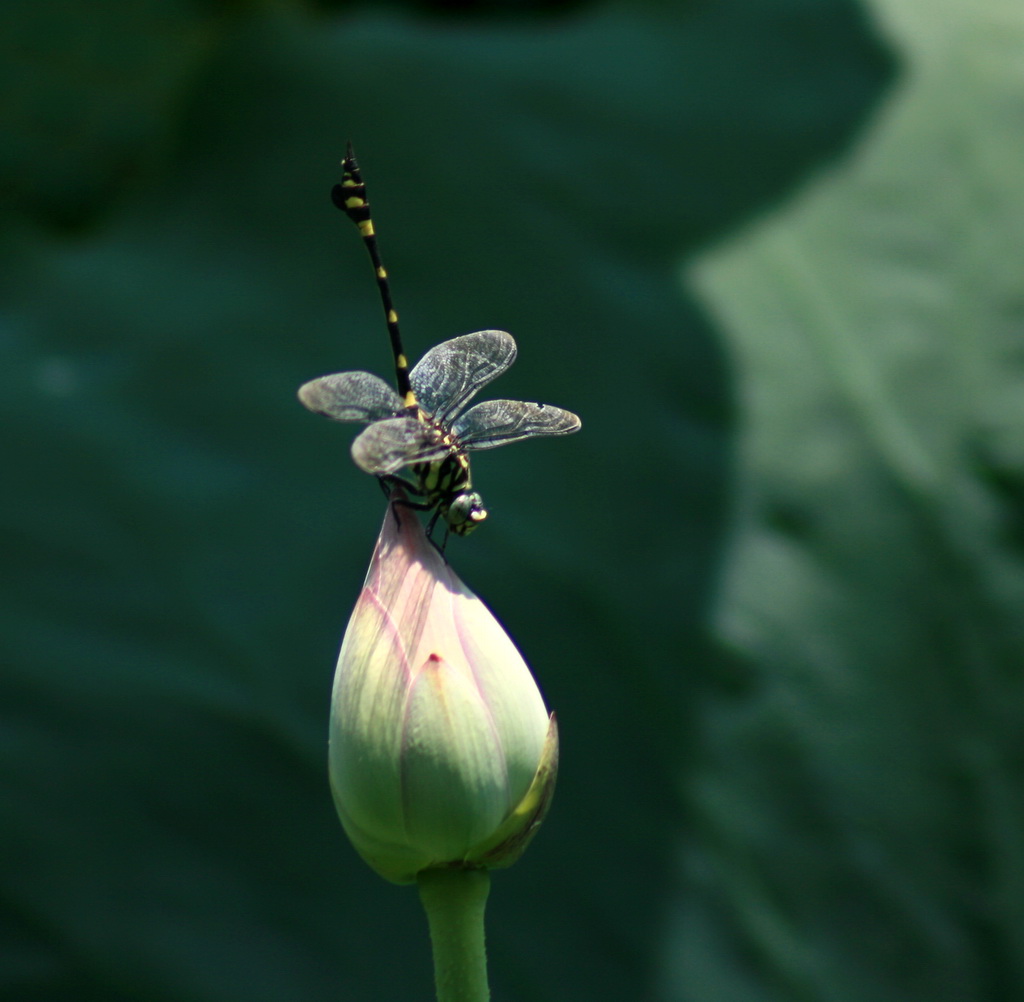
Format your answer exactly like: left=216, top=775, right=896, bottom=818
left=446, top=492, right=488, bottom=536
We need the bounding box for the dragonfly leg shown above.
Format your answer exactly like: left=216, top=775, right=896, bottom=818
left=378, top=474, right=441, bottom=538
left=420, top=509, right=451, bottom=559
left=377, top=473, right=421, bottom=500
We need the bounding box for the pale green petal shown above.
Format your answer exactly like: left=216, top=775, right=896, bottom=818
left=401, top=655, right=510, bottom=858
left=470, top=713, right=559, bottom=870
left=329, top=778, right=433, bottom=885
left=329, top=588, right=412, bottom=842
left=450, top=585, right=549, bottom=800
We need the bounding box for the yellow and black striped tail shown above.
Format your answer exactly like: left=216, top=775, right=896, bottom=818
left=331, top=144, right=416, bottom=407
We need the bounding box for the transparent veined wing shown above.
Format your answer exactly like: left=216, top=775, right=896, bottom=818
left=351, top=417, right=453, bottom=475
left=452, top=399, right=582, bottom=450
left=298, top=371, right=404, bottom=423
left=410, top=330, right=517, bottom=425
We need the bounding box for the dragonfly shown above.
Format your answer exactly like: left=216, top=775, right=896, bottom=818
left=298, top=145, right=581, bottom=540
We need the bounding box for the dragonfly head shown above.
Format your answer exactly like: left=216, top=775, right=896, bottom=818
left=444, top=491, right=488, bottom=536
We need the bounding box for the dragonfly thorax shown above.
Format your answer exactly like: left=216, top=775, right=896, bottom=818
left=410, top=447, right=487, bottom=535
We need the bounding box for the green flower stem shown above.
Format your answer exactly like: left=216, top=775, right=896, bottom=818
left=417, top=868, right=491, bottom=1002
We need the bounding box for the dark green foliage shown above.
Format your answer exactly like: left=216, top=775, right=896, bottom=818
left=8, top=2, right=1019, bottom=1001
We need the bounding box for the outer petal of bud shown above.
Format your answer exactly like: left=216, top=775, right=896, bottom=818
left=328, top=500, right=557, bottom=884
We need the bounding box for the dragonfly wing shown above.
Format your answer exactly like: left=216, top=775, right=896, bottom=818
left=410, top=330, right=517, bottom=424
left=351, top=417, right=453, bottom=475
left=452, top=399, right=582, bottom=450
left=298, top=371, right=404, bottom=423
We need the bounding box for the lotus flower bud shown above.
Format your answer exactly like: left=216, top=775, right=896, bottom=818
left=328, top=499, right=558, bottom=885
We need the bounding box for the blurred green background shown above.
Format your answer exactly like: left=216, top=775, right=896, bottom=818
left=4, top=0, right=1023, bottom=999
